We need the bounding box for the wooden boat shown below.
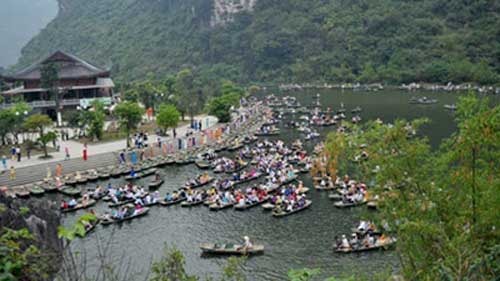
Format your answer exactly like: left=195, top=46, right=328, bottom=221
left=200, top=243, right=265, bottom=255
left=181, top=199, right=205, bottom=207
left=262, top=203, right=275, bottom=211
left=12, top=186, right=30, bottom=198
left=234, top=196, right=269, bottom=210
left=227, top=142, right=244, bottom=151
left=224, top=162, right=249, bottom=174
left=232, top=173, right=263, bottom=186
left=209, top=201, right=236, bottom=211
left=59, top=186, right=82, bottom=197
left=335, top=238, right=396, bottom=253
left=185, top=177, right=214, bottom=188
left=255, top=130, right=281, bottom=136
left=61, top=199, right=97, bottom=213
left=27, top=185, right=45, bottom=196
left=195, top=160, right=212, bottom=169
left=148, top=179, right=164, bottom=189
left=125, top=168, right=157, bottom=180
left=108, top=193, right=149, bottom=208
left=272, top=200, right=312, bottom=217
left=328, top=193, right=342, bottom=201
left=314, top=184, right=335, bottom=191
left=159, top=197, right=186, bottom=206
left=81, top=221, right=99, bottom=237
left=334, top=199, right=368, bottom=208
left=41, top=183, right=58, bottom=192
left=100, top=208, right=150, bottom=225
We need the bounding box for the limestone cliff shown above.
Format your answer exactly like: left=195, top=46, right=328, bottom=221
left=211, top=0, right=257, bottom=26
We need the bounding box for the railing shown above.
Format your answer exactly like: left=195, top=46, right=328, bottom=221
left=0, top=99, right=81, bottom=109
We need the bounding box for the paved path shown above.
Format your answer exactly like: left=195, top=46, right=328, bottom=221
left=0, top=116, right=218, bottom=187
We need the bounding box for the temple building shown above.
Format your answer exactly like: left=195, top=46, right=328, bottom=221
left=1, top=50, right=115, bottom=119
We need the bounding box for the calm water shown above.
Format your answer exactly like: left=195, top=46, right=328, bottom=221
left=61, top=89, right=474, bottom=280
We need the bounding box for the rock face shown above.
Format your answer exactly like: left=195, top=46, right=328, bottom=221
left=211, top=0, right=257, bottom=26
left=0, top=195, right=63, bottom=267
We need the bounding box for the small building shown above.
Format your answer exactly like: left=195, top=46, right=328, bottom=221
left=1, top=50, right=115, bottom=119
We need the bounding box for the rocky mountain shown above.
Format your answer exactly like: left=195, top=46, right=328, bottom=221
left=13, top=0, right=500, bottom=84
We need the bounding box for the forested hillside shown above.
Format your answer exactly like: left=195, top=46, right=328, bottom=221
left=15, top=0, right=500, bottom=85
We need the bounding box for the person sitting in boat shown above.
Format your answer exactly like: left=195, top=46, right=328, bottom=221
left=135, top=196, right=144, bottom=206
left=130, top=167, right=136, bottom=178
left=241, top=236, right=253, bottom=251
left=340, top=234, right=351, bottom=250
left=144, top=194, right=152, bottom=205
left=60, top=200, right=69, bottom=210
left=349, top=233, right=359, bottom=249
left=68, top=198, right=78, bottom=208
left=164, top=192, right=173, bottom=202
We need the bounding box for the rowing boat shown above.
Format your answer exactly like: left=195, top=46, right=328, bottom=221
left=335, top=238, right=396, bottom=253
left=159, top=197, right=186, bottom=206
left=148, top=179, right=164, bottom=189
left=181, top=199, right=205, bottom=207
left=195, top=160, right=211, bottom=169
left=27, top=185, right=45, bottom=196
left=185, top=177, right=214, bottom=188
left=100, top=208, right=150, bottom=225
left=108, top=193, right=149, bottom=208
left=272, top=200, right=312, bottom=217
left=234, top=196, right=269, bottom=210
left=209, top=201, right=236, bottom=211
left=334, top=200, right=367, bottom=208
left=59, top=186, right=82, bottom=197
left=200, top=243, right=265, bottom=255
left=224, top=162, right=249, bottom=174
left=61, top=199, right=97, bottom=213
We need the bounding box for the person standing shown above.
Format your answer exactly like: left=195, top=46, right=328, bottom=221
left=130, top=150, right=137, bottom=165
left=16, top=146, right=21, bottom=162
left=65, top=146, right=70, bottom=160
left=119, top=150, right=126, bottom=165
left=11, top=146, right=16, bottom=161
left=1, top=155, right=7, bottom=171
left=9, top=166, right=16, bottom=180
left=26, top=147, right=31, bottom=160
left=55, top=163, right=63, bottom=178
left=199, top=120, right=202, bottom=131
left=173, top=128, right=177, bottom=139
left=83, top=143, right=88, bottom=161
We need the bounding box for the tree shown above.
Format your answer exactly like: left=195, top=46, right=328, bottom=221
left=114, top=101, right=144, bottom=148
left=40, top=62, right=64, bottom=126
left=79, top=101, right=105, bottom=141
left=175, top=69, right=195, bottom=122
left=207, top=92, right=240, bottom=123
left=156, top=104, right=180, bottom=135
left=23, top=114, right=54, bottom=158
left=322, top=94, right=499, bottom=280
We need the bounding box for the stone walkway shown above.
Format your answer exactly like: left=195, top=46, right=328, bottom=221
left=0, top=116, right=218, bottom=187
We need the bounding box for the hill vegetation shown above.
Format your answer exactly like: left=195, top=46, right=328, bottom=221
left=15, top=0, right=500, bottom=85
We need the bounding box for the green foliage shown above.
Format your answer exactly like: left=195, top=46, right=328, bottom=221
left=156, top=104, right=180, bottom=133
left=150, top=245, right=198, bottom=281
left=323, top=94, right=500, bottom=280
left=221, top=257, right=246, bottom=281
left=15, top=0, right=499, bottom=84
left=287, top=268, right=320, bottom=281
left=58, top=213, right=98, bottom=241
left=0, top=228, right=47, bottom=280
left=23, top=113, right=54, bottom=157
left=207, top=93, right=239, bottom=123
left=114, top=101, right=144, bottom=148
left=80, top=101, right=106, bottom=141
left=18, top=207, right=30, bottom=216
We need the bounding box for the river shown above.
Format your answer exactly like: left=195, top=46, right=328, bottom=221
left=60, top=89, right=481, bottom=280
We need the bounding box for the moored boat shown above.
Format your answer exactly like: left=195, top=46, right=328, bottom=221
left=100, top=207, right=150, bottom=225
left=272, top=200, right=312, bottom=217
left=200, top=243, right=265, bottom=255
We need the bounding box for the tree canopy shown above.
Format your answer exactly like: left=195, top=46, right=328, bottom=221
left=156, top=104, right=180, bottom=134
left=114, top=101, right=144, bottom=148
